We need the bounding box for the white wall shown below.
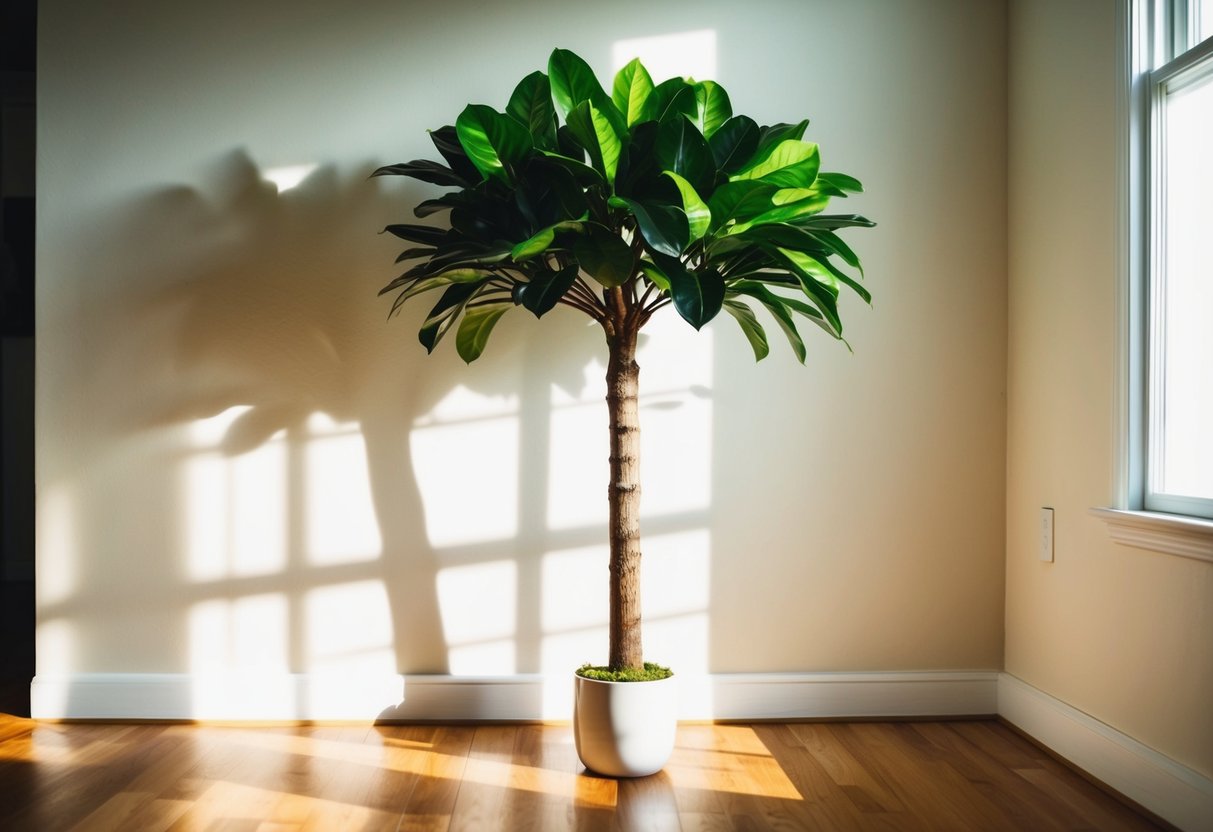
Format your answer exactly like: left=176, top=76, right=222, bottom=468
left=1006, top=0, right=1213, bottom=779
left=35, top=0, right=1008, bottom=716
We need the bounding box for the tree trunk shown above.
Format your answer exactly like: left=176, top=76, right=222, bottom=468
left=606, top=326, right=643, bottom=671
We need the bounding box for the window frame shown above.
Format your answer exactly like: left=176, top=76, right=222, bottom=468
left=1125, top=0, right=1213, bottom=520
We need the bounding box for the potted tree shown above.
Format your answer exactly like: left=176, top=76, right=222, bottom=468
left=373, top=48, right=873, bottom=776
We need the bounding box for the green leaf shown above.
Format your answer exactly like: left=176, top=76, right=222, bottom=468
left=429, top=125, right=482, bottom=183
left=419, top=282, right=482, bottom=353
left=539, top=150, right=605, bottom=187
left=652, top=253, right=724, bottom=330
left=642, top=77, right=697, bottom=123
left=708, top=115, right=759, bottom=174
left=774, top=247, right=838, bottom=296
left=706, top=180, right=778, bottom=231
left=548, top=48, right=624, bottom=134
left=730, top=192, right=831, bottom=233
left=506, top=71, right=557, bottom=150
left=455, top=104, right=533, bottom=184
left=661, top=171, right=710, bottom=242
left=383, top=268, right=489, bottom=307
left=777, top=246, right=870, bottom=304
left=795, top=214, right=876, bottom=231
left=516, top=263, right=579, bottom=317
left=726, top=282, right=807, bottom=362
left=692, top=80, right=732, bottom=138
left=372, top=160, right=468, bottom=187
left=816, top=172, right=864, bottom=194
left=609, top=195, right=689, bottom=257
left=573, top=223, right=634, bottom=288
left=456, top=302, right=510, bottom=363
left=510, top=220, right=584, bottom=261
left=722, top=299, right=769, bottom=361
left=564, top=101, right=623, bottom=186
left=755, top=120, right=809, bottom=156
left=806, top=229, right=864, bottom=274
left=612, top=58, right=654, bottom=127
left=639, top=260, right=670, bottom=291
left=385, top=224, right=449, bottom=246
left=732, top=140, right=820, bottom=188
left=655, top=116, right=716, bottom=197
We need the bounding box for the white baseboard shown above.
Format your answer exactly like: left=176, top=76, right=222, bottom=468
left=30, top=670, right=998, bottom=723
left=998, top=673, right=1213, bottom=832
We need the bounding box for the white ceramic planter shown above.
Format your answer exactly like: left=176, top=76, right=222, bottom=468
left=573, top=672, right=677, bottom=777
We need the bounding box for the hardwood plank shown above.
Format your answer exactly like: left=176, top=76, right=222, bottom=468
left=0, top=719, right=1166, bottom=831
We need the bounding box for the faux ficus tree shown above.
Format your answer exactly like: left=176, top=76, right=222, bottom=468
left=375, top=48, right=873, bottom=674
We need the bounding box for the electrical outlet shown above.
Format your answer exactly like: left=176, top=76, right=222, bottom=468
left=1039, top=507, right=1054, bottom=562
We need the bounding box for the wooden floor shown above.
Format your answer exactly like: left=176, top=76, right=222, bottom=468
left=0, top=716, right=1161, bottom=831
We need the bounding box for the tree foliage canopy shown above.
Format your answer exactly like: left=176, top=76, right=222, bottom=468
left=375, top=48, right=875, bottom=363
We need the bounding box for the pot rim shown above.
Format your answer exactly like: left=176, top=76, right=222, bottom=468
left=572, top=670, right=676, bottom=685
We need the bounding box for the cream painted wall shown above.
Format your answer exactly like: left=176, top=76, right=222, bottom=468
left=35, top=0, right=1008, bottom=710
left=1006, top=0, right=1213, bottom=778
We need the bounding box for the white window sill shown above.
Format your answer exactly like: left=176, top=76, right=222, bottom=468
left=1090, top=508, right=1213, bottom=563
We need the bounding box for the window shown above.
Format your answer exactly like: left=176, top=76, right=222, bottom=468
left=1130, top=0, right=1213, bottom=519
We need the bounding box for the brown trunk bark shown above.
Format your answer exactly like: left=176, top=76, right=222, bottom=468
left=606, top=325, right=643, bottom=671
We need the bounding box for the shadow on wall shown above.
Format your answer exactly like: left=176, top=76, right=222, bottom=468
left=36, top=148, right=715, bottom=719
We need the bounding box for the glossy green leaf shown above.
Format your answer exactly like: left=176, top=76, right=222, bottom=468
left=394, top=247, right=436, bottom=263
left=639, top=260, right=670, bottom=291
left=428, top=125, right=481, bottom=183
left=795, top=214, right=876, bottom=231
left=612, top=58, right=654, bottom=127
left=726, top=282, right=806, bottom=362
left=419, top=282, right=482, bottom=352
left=708, top=115, right=759, bottom=174
left=456, top=302, right=510, bottom=362
left=614, top=121, right=661, bottom=199
left=706, top=180, right=778, bottom=231
left=573, top=223, right=635, bottom=288
left=516, top=263, right=579, bottom=317
left=642, top=77, right=697, bottom=123
left=815, top=172, right=864, bottom=193
left=733, top=222, right=862, bottom=277
left=722, top=299, right=769, bottom=361
left=775, top=247, right=839, bottom=295
left=610, top=196, right=689, bottom=257
left=754, top=120, right=809, bottom=157
left=455, top=104, right=533, bottom=184
left=382, top=267, right=489, bottom=303
left=655, top=116, right=715, bottom=196
left=565, top=101, right=623, bottom=186
left=732, top=140, right=820, bottom=187
left=510, top=220, right=584, bottom=261
left=385, top=224, right=449, bottom=246
left=652, top=253, right=724, bottom=330
left=372, top=160, right=468, bottom=187
left=661, top=171, right=710, bottom=242
left=539, top=150, right=605, bottom=187
left=548, top=49, right=625, bottom=134
left=506, top=71, right=558, bottom=149
left=777, top=246, right=870, bottom=304
left=806, top=229, right=863, bottom=274
left=692, top=80, right=732, bottom=137
left=730, top=192, right=831, bottom=233
left=766, top=253, right=843, bottom=334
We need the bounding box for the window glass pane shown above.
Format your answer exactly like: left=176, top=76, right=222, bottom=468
left=1158, top=69, right=1213, bottom=500
left=1201, top=0, right=1213, bottom=44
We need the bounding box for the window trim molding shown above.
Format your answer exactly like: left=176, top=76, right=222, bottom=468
left=1090, top=507, right=1213, bottom=562
left=1097, top=1, right=1213, bottom=555
left=1112, top=0, right=1212, bottom=503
